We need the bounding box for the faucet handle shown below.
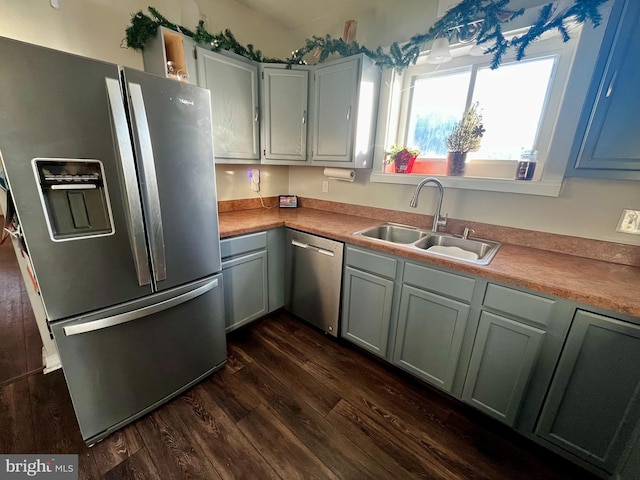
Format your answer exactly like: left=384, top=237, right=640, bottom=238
left=462, top=227, right=475, bottom=239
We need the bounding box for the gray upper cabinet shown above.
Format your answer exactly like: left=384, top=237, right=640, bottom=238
left=536, top=310, right=640, bottom=473
left=196, top=48, right=260, bottom=163
left=310, top=54, right=381, bottom=168
left=260, top=66, right=309, bottom=164
left=569, top=0, right=640, bottom=178
left=462, top=311, right=544, bottom=426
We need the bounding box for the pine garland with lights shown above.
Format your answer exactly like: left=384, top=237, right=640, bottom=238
left=125, top=0, right=607, bottom=71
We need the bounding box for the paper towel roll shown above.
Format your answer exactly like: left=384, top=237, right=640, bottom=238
left=323, top=167, right=355, bottom=182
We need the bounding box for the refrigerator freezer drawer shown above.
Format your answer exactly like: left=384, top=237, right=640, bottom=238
left=51, top=275, right=226, bottom=445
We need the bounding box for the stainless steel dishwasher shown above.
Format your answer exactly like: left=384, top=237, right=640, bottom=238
left=285, top=228, right=344, bottom=337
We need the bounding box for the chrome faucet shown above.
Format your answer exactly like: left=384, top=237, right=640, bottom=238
left=409, top=177, right=448, bottom=232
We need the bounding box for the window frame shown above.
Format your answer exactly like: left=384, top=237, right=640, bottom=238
left=369, top=18, right=609, bottom=196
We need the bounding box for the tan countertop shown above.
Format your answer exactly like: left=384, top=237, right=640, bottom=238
left=219, top=207, right=640, bottom=319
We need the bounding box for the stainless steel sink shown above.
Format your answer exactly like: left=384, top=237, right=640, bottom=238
left=413, top=234, right=501, bottom=265
left=354, top=223, right=501, bottom=265
left=354, top=223, right=429, bottom=244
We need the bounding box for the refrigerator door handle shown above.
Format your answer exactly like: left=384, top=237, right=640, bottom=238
left=128, top=82, right=167, bottom=283
left=105, top=78, right=152, bottom=287
left=63, top=278, right=219, bottom=336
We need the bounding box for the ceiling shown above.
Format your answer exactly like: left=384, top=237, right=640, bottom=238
left=229, top=0, right=381, bottom=30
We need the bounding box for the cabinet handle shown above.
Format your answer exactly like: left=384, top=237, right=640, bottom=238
left=302, top=110, right=306, bottom=124
left=346, top=105, right=351, bottom=121
left=254, top=107, right=259, bottom=122
left=606, top=71, right=618, bottom=98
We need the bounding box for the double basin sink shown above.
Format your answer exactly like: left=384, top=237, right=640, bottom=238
left=354, top=223, right=501, bottom=265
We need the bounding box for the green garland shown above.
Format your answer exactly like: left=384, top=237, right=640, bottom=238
left=126, top=1, right=607, bottom=71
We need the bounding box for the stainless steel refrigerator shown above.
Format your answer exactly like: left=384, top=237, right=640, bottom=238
left=0, top=37, right=226, bottom=444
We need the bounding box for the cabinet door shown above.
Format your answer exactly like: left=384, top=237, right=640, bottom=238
left=618, top=426, right=640, bottom=480
left=262, top=68, right=308, bottom=163
left=341, top=266, right=394, bottom=358
left=575, top=0, right=640, bottom=171
left=462, top=311, right=544, bottom=426
left=536, top=310, right=640, bottom=472
left=311, top=58, right=358, bottom=162
left=196, top=48, right=260, bottom=161
left=222, top=250, right=268, bottom=332
left=393, top=285, right=470, bottom=393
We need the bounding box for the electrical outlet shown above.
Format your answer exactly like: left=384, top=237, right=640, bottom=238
left=250, top=168, right=260, bottom=192
left=322, top=181, right=329, bottom=193
left=616, top=209, right=640, bottom=235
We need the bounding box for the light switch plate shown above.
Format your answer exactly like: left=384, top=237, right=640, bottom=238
left=616, top=209, right=640, bottom=235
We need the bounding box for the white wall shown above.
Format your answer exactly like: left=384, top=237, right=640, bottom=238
left=0, top=0, right=297, bottom=65
left=290, top=167, right=640, bottom=244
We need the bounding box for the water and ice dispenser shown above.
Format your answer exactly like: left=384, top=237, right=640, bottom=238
left=33, top=159, right=114, bottom=241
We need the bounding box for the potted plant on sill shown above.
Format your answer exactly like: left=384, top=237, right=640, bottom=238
left=385, top=145, right=420, bottom=174
left=445, top=102, right=485, bottom=176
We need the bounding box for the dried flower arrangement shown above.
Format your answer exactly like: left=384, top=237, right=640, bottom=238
left=446, top=102, right=485, bottom=153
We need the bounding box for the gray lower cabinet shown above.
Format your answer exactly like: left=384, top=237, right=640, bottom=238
left=221, top=230, right=280, bottom=333
left=222, top=250, right=268, bottom=332
left=341, top=246, right=398, bottom=358
left=393, top=284, right=470, bottom=394
left=461, top=283, right=560, bottom=429
left=617, top=425, right=640, bottom=480
left=536, top=309, right=640, bottom=473
left=462, top=311, right=544, bottom=426
left=341, top=266, right=394, bottom=358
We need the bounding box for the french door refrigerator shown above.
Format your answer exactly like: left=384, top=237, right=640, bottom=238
left=0, top=37, right=226, bottom=444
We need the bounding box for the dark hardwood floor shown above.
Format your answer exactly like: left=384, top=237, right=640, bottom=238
left=0, top=238, right=42, bottom=386
left=0, top=311, right=598, bottom=480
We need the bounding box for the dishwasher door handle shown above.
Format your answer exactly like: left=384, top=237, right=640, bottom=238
left=291, top=239, right=309, bottom=249
left=291, top=239, right=334, bottom=257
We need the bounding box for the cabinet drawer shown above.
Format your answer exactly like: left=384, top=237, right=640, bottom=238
left=220, top=231, right=267, bottom=259
left=346, top=246, right=397, bottom=279
left=483, top=283, right=554, bottom=329
left=403, top=262, right=475, bottom=302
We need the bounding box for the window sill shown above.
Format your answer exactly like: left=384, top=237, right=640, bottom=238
left=368, top=172, right=563, bottom=197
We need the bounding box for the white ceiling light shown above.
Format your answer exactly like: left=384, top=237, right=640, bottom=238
left=426, top=37, right=452, bottom=64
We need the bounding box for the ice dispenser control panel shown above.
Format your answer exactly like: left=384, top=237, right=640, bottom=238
left=33, top=159, right=114, bottom=241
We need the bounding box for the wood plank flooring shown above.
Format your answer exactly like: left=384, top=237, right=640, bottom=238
left=0, top=238, right=43, bottom=386
left=0, top=311, right=599, bottom=480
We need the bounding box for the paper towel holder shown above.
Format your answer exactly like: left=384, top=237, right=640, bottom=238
left=323, top=167, right=355, bottom=182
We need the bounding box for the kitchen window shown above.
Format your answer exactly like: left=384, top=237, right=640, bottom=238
left=371, top=21, right=603, bottom=196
